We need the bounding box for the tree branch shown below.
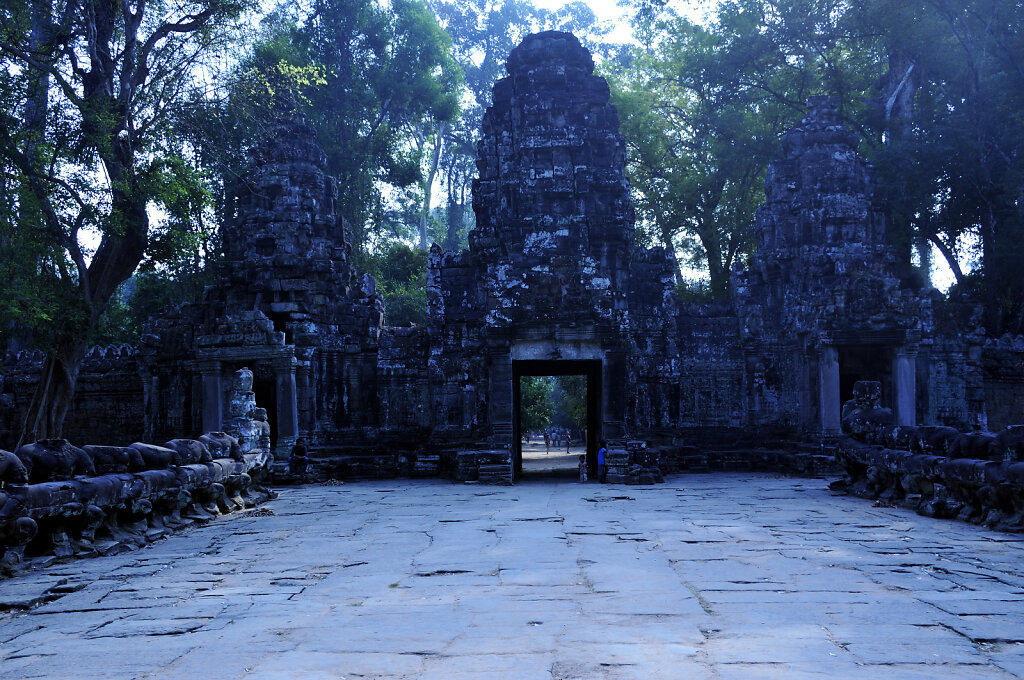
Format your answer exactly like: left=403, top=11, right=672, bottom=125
left=134, top=2, right=238, bottom=90
left=0, top=40, right=83, bottom=106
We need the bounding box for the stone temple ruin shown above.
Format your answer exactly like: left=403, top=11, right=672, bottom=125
left=3, top=31, right=1024, bottom=558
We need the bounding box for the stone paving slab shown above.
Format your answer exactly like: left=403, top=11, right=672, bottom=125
left=2, top=473, right=1024, bottom=679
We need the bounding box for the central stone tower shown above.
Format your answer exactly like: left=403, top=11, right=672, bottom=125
left=470, top=31, right=636, bottom=329
left=428, top=31, right=677, bottom=481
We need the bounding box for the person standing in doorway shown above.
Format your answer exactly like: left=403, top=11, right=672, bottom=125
left=597, top=440, right=607, bottom=483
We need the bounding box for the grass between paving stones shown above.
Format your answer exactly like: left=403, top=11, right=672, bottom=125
left=684, top=581, right=715, bottom=615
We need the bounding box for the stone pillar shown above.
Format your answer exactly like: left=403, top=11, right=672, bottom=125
left=487, top=349, right=514, bottom=450
left=295, top=361, right=312, bottom=433
left=602, top=350, right=628, bottom=439
left=818, top=346, right=841, bottom=436
left=893, top=348, right=917, bottom=426
left=199, top=361, right=223, bottom=434
left=274, top=357, right=299, bottom=457
left=138, top=366, right=155, bottom=441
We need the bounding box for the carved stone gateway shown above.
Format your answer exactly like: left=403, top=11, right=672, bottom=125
left=427, top=31, right=672, bottom=481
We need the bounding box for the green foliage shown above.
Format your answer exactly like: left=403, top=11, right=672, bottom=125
left=853, top=0, right=1024, bottom=334
left=615, top=0, right=1024, bottom=333
left=295, top=0, right=463, bottom=249
left=552, top=375, right=587, bottom=432
left=606, top=1, right=875, bottom=297
left=0, top=216, right=86, bottom=351
left=675, top=278, right=715, bottom=304
left=0, top=0, right=242, bottom=351
left=178, top=0, right=461, bottom=255
left=519, top=376, right=554, bottom=433
left=355, top=243, right=428, bottom=326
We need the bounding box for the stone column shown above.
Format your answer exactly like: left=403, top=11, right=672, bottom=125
left=818, top=346, right=841, bottom=436
left=295, top=361, right=312, bottom=433
left=893, top=348, right=917, bottom=426
left=602, top=350, right=628, bottom=439
left=487, top=349, right=514, bottom=449
left=138, top=366, right=155, bottom=441
left=199, top=361, right=223, bottom=434
left=274, top=357, right=299, bottom=457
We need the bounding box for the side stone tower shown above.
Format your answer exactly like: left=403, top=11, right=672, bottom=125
left=734, top=96, right=927, bottom=433
left=219, top=111, right=354, bottom=319
left=140, top=110, right=383, bottom=459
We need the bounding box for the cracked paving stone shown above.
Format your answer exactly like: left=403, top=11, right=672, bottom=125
left=2, top=475, right=1024, bottom=679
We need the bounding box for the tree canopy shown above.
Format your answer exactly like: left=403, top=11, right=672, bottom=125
left=608, top=0, right=1024, bottom=329
left=0, top=0, right=245, bottom=439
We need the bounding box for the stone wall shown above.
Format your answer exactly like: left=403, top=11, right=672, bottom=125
left=673, top=306, right=747, bottom=429
left=1, top=347, right=146, bottom=451
left=983, top=335, right=1024, bottom=432
left=377, top=326, right=431, bottom=432
left=832, top=381, right=1024, bottom=531
left=0, top=371, right=274, bottom=577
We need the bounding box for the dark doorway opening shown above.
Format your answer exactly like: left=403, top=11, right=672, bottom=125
left=253, top=379, right=278, bottom=449
left=512, top=359, right=601, bottom=481
left=838, top=345, right=893, bottom=408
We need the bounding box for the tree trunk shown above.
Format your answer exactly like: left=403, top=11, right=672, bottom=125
left=707, top=257, right=728, bottom=299
left=926, top=233, right=965, bottom=287
left=419, top=123, right=445, bottom=251
left=980, top=202, right=1001, bottom=336
left=8, top=0, right=53, bottom=354
left=445, top=195, right=464, bottom=252
left=25, top=180, right=148, bottom=441
left=880, top=49, right=920, bottom=266
left=19, top=337, right=87, bottom=445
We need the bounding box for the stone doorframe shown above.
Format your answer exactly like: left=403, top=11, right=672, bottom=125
left=818, top=341, right=918, bottom=436
left=512, top=359, right=603, bottom=479
left=194, top=346, right=299, bottom=457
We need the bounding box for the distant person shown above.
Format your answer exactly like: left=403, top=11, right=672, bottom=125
left=566, top=433, right=571, bottom=454
left=544, top=431, right=550, bottom=455
left=597, top=440, right=607, bottom=483
left=289, top=437, right=308, bottom=477
left=578, top=454, right=588, bottom=483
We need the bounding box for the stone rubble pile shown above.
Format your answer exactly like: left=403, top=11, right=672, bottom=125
left=832, top=380, right=1024, bottom=531
left=0, top=368, right=274, bottom=577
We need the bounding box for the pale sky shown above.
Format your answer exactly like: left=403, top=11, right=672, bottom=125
left=531, top=0, right=718, bottom=43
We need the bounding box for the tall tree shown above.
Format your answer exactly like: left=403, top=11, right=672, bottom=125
left=0, top=0, right=245, bottom=441
left=292, top=0, right=461, bottom=251
left=851, top=0, right=1024, bottom=334
left=607, top=4, right=833, bottom=295
left=519, top=376, right=554, bottom=434
left=619, top=0, right=1024, bottom=328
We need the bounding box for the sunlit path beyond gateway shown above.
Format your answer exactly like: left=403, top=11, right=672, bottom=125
left=521, top=442, right=582, bottom=478
left=3, top=475, right=1024, bottom=679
